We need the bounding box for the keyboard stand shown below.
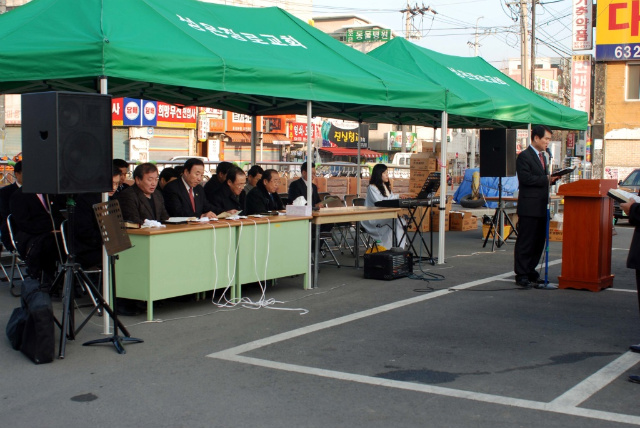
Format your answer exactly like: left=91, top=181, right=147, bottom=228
left=396, top=202, right=436, bottom=265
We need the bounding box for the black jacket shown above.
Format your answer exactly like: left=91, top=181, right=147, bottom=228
left=288, top=177, right=320, bottom=206
left=117, top=184, right=170, bottom=224
left=163, top=178, right=216, bottom=217
left=628, top=203, right=640, bottom=269
left=516, top=146, right=550, bottom=218
left=245, top=186, right=284, bottom=215
left=210, top=184, right=245, bottom=214
left=9, top=188, right=63, bottom=256
left=0, top=183, right=18, bottom=250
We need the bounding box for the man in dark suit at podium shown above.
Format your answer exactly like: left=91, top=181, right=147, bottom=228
left=514, top=125, right=560, bottom=289
left=621, top=198, right=640, bottom=383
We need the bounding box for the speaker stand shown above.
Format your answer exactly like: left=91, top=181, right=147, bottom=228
left=482, top=177, right=518, bottom=251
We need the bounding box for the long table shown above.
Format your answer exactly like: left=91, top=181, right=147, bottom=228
left=311, top=206, right=400, bottom=288
left=116, top=215, right=310, bottom=320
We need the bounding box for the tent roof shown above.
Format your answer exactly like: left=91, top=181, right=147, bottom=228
left=368, top=38, right=588, bottom=130
left=0, top=0, right=447, bottom=125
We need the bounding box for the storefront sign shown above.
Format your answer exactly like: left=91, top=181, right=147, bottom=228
left=533, top=76, right=559, bottom=95
left=570, top=55, right=592, bottom=120
left=288, top=122, right=320, bottom=142
left=198, top=113, right=209, bottom=142
left=209, top=118, right=225, bottom=133
left=345, top=28, right=391, bottom=43
left=225, top=112, right=262, bottom=132
left=388, top=131, right=417, bottom=151
left=4, top=94, right=21, bottom=125
left=596, top=0, right=640, bottom=60
left=321, top=120, right=368, bottom=149
left=572, top=0, right=593, bottom=50
left=156, top=102, right=197, bottom=128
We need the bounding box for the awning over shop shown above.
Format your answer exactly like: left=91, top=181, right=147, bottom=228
left=262, top=133, right=290, bottom=144
left=223, top=132, right=251, bottom=143
left=319, top=147, right=381, bottom=158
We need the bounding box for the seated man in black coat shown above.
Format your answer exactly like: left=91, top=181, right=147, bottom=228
left=203, top=161, right=234, bottom=204
left=245, top=169, right=285, bottom=215
left=288, top=161, right=322, bottom=207
left=117, top=163, right=169, bottom=224
left=72, top=165, right=122, bottom=268
left=9, top=187, right=64, bottom=281
left=0, top=160, right=22, bottom=251
left=209, top=166, right=246, bottom=215
left=163, top=158, right=217, bottom=219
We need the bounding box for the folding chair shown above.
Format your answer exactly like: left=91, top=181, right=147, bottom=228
left=323, top=197, right=355, bottom=255
left=352, top=198, right=374, bottom=251
left=5, top=214, right=26, bottom=297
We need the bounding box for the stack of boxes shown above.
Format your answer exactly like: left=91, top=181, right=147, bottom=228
left=449, top=211, right=479, bottom=231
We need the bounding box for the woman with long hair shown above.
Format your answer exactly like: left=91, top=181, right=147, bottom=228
left=362, top=164, right=406, bottom=250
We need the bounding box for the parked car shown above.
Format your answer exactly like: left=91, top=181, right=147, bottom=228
left=613, top=168, right=640, bottom=223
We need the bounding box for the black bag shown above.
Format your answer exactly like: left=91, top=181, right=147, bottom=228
left=16, top=278, right=55, bottom=364
left=6, top=307, right=27, bottom=350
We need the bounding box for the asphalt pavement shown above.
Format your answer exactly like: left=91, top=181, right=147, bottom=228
left=1, top=216, right=639, bottom=428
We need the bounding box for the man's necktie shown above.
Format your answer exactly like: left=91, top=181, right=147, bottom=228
left=37, top=194, right=49, bottom=212
left=188, top=187, right=195, bottom=212
left=538, top=152, right=545, bottom=171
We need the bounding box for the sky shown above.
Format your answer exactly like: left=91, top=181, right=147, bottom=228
left=309, top=0, right=576, bottom=67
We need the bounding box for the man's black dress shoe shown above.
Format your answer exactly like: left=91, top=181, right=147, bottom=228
left=515, top=278, right=533, bottom=289
left=530, top=278, right=546, bottom=284
left=629, top=375, right=640, bottom=384
left=629, top=344, right=640, bottom=353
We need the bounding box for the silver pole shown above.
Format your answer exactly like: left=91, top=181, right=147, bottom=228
left=100, top=76, right=110, bottom=335
left=250, top=116, right=257, bottom=165
left=438, top=111, right=448, bottom=264
left=306, top=101, right=313, bottom=289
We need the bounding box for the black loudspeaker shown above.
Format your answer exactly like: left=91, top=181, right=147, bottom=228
left=479, top=129, right=517, bottom=177
left=22, top=92, right=113, bottom=194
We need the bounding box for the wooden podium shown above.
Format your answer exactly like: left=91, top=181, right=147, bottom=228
left=557, top=179, right=617, bottom=291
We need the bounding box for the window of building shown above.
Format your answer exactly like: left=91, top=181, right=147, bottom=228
left=627, top=63, right=640, bottom=100
left=367, top=123, right=378, bottom=130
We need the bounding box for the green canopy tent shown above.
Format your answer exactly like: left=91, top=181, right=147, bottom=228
left=0, top=0, right=448, bottom=124
left=368, top=37, right=588, bottom=131
left=369, top=38, right=588, bottom=263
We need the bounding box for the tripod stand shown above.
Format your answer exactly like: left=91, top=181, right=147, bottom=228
left=482, top=177, right=518, bottom=251
left=82, top=199, right=143, bottom=353
left=55, top=197, right=142, bottom=358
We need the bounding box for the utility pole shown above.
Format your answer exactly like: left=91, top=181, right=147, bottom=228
left=530, top=0, right=536, bottom=91
left=468, top=16, right=483, bottom=168
left=400, top=3, right=437, bottom=40
left=520, top=0, right=530, bottom=89
left=0, top=0, right=6, bottom=155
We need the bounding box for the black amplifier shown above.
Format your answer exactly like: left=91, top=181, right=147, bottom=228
left=363, top=249, right=413, bottom=281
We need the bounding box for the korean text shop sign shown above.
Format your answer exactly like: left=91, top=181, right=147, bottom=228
left=112, top=98, right=197, bottom=128
left=596, top=0, right=640, bottom=60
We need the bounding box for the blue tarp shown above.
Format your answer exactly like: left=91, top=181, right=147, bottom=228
left=453, top=168, right=519, bottom=208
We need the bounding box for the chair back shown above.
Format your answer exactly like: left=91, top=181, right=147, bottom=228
left=6, top=214, right=19, bottom=253
left=344, top=194, right=357, bottom=206
left=324, top=197, right=345, bottom=208
left=352, top=198, right=366, bottom=207
left=319, top=192, right=331, bottom=200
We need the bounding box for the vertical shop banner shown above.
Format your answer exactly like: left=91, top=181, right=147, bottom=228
left=320, top=119, right=369, bottom=148
left=572, top=0, right=593, bottom=50
left=570, top=55, right=592, bottom=120
left=198, top=113, right=209, bottom=142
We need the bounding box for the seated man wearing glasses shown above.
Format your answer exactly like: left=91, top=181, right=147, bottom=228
left=209, top=166, right=246, bottom=215
left=117, top=162, right=169, bottom=225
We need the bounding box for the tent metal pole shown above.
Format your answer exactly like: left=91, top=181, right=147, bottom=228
left=306, top=101, right=313, bottom=289
left=250, top=116, right=257, bottom=165
left=438, top=111, right=448, bottom=265
left=357, top=122, right=361, bottom=197
left=100, top=76, right=110, bottom=335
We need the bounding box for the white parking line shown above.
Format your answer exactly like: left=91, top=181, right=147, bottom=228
left=207, top=259, right=640, bottom=425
